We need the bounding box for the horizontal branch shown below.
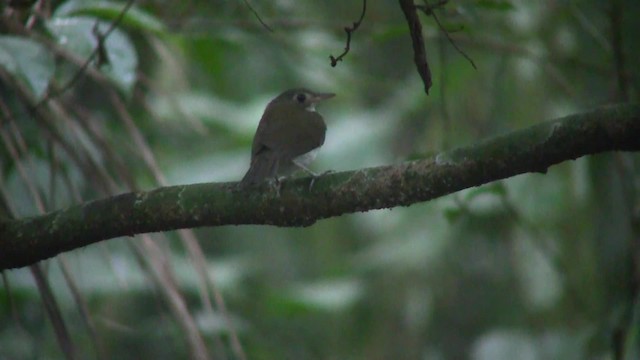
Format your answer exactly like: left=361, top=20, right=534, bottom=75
left=1, top=104, right=639, bottom=270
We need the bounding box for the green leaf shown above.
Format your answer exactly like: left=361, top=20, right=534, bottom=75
left=54, top=0, right=166, bottom=34
left=46, top=16, right=138, bottom=94
left=0, top=36, right=55, bottom=100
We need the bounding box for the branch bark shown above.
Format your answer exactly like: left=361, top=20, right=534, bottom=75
left=1, top=104, right=639, bottom=270
left=399, top=0, right=432, bottom=93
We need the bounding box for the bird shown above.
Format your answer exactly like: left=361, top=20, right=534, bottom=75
left=240, top=88, right=335, bottom=187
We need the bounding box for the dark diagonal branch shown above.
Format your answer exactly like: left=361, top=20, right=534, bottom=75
left=1, top=104, right=639, bottom=270
left=399, top=0, right=432, bottom=94
left=329, top=0, right=366, bottom=66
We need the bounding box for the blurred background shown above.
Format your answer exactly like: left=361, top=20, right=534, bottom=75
left=1, top=0, right=639, bottom=359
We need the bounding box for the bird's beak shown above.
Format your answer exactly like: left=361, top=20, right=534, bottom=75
left=312, top=93, right=336, bottom=102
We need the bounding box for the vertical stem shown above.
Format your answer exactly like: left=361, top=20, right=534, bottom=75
left=608, top=1, right=635, bottom=360
left=610, top=0, right=629, bottom=102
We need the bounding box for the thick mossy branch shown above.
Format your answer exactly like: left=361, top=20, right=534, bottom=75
left=1, top=104, right=639, bottom=270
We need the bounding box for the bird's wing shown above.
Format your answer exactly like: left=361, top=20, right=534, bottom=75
left=251, top=102, right=326, bottom=159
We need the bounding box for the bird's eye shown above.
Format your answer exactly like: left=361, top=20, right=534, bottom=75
left=295, top=93, right=307, bottom=103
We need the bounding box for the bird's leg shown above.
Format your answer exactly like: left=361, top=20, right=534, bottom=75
left=293, top=161, right=319, bottom=190
left=292, top=160, right=318, bottom=177
left=265, top=157, right=282, bottom=196
left=292, top=160, right=333, bottom=190
left=308, top=170, right=334, bottom=190
left=268, top=176, right=282, bottom=197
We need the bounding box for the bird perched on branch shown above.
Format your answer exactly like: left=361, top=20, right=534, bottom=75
left=240, top=88, right=335, bottom=187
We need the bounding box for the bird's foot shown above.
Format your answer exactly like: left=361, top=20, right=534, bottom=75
left=308, top=170, right=333, bottom=191
left=268, top=177, right=283, bottom=197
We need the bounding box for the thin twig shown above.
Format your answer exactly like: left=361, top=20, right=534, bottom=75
left=0, top=68, right=116, bottom=194
left=92, top=21, right=111, bottom=69
left=329, top=0, right=367, bottom=67
left=31, top=264, right=79, bottom=360
left=58, top=257, right=107, bottom=360
left=36, top=0, right=136, bottom=107
left=417, top=0, right=448, bottom=14
left=242, top=0, right=273, bottom=32
left=438, top=36, right=451, bottom=149
left=0, top=102, right=78, bottom=360
left=0, top=100, right=46, bottom=212
left=416, top=0, right=477, bottom=69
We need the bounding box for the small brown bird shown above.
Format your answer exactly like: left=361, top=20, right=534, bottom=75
left=240, top=88, right=335, bottom=187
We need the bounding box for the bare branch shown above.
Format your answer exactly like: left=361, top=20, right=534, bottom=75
left=399, top=0, right=432, bottom=93
left=329, top=0, right=367, bottom=67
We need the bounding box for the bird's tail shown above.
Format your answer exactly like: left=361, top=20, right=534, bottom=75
left=239, top=153, right=278, bottom=187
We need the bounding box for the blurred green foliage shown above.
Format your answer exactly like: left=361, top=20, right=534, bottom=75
left=1, top=0, right=639, bottom=359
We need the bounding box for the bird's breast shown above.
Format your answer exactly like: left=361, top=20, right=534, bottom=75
left=293, top=147, right=320, bottom=167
